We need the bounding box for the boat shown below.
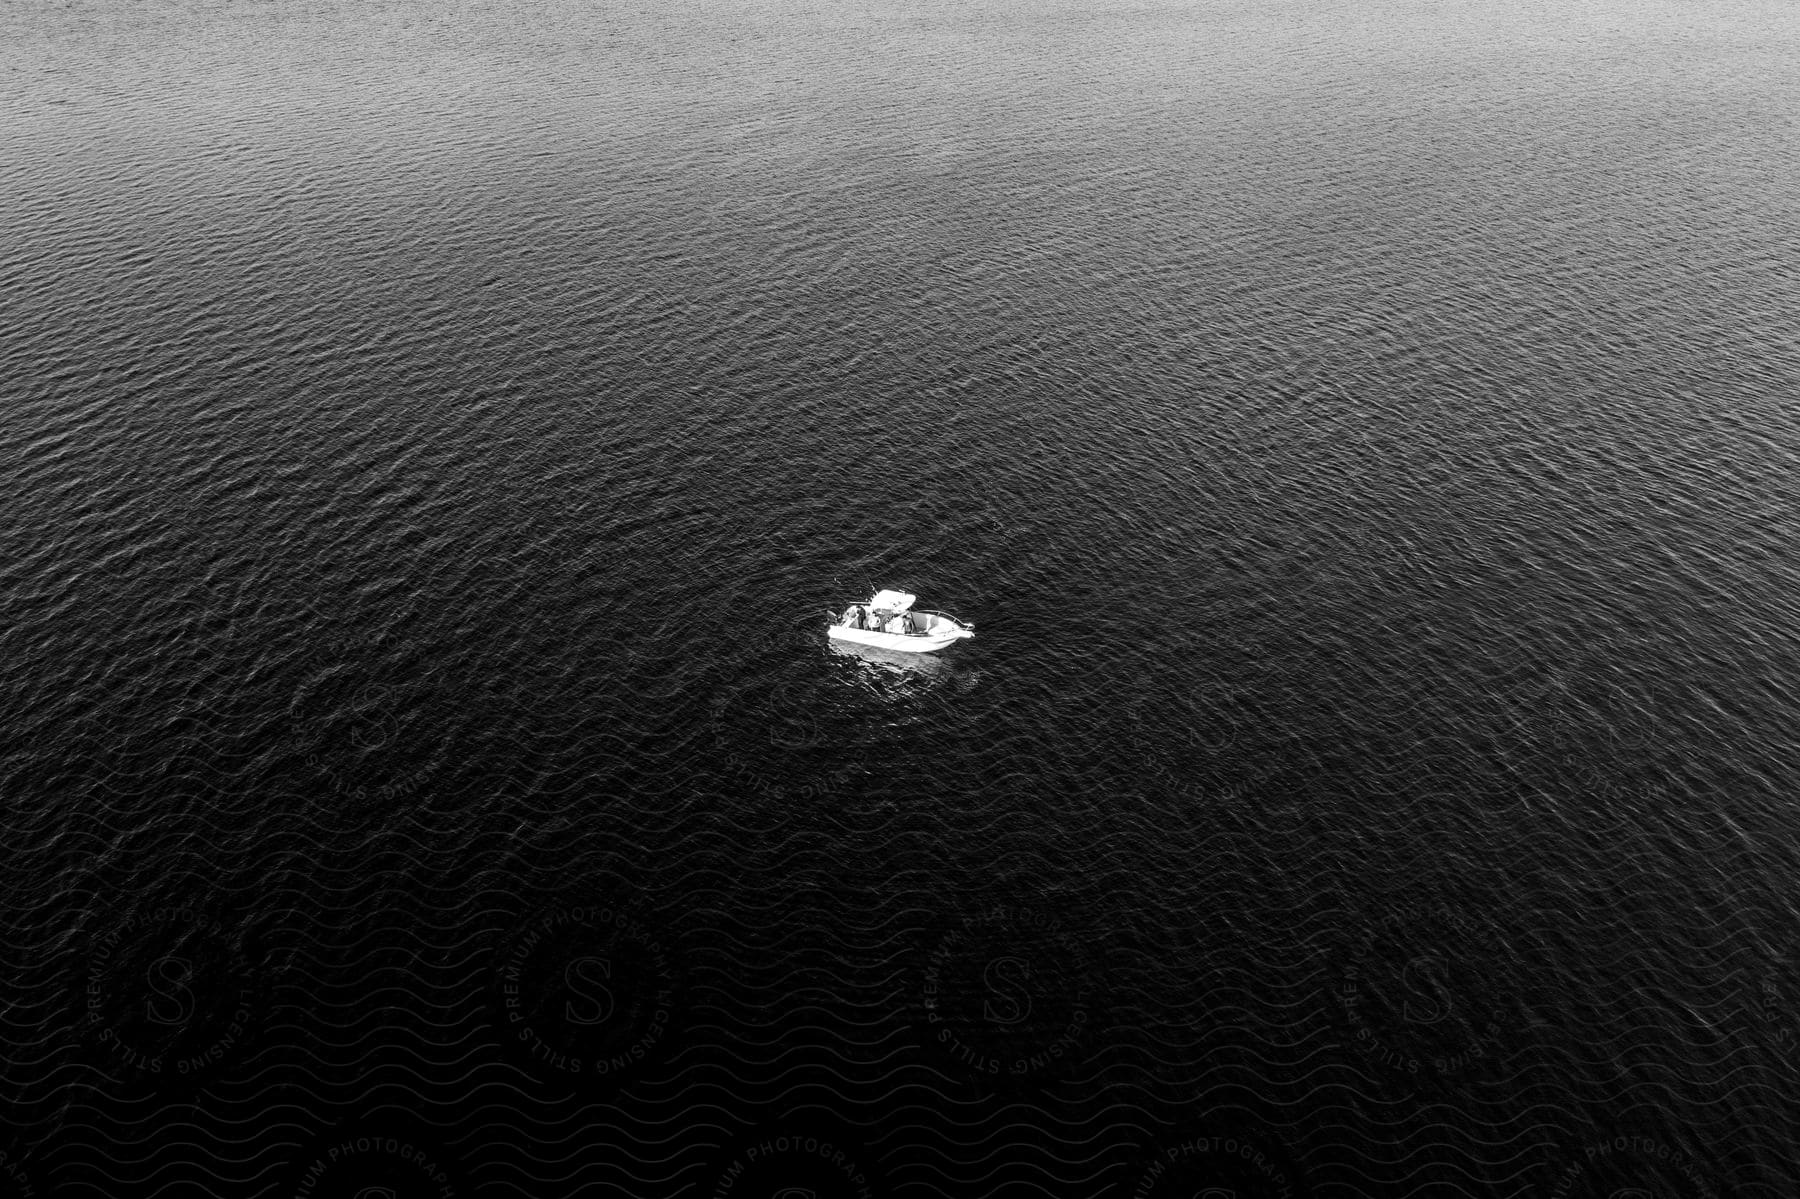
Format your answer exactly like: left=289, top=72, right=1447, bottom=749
left=827, top=589, right=974, bottom=653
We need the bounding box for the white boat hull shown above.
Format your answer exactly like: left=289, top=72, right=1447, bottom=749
left=827, top=605, right=974, bottom=654
left=827, top=624, right=969, bottom=654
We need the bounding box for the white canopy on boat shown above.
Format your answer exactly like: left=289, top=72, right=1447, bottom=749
left=868, top=589, right=916, bottom=612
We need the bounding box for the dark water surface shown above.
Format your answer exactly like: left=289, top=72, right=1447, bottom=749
left=4, top=0, right=1799, bottom=1194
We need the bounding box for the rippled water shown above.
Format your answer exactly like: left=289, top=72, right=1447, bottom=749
left=4, top=0, right=1800, bottom=1194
